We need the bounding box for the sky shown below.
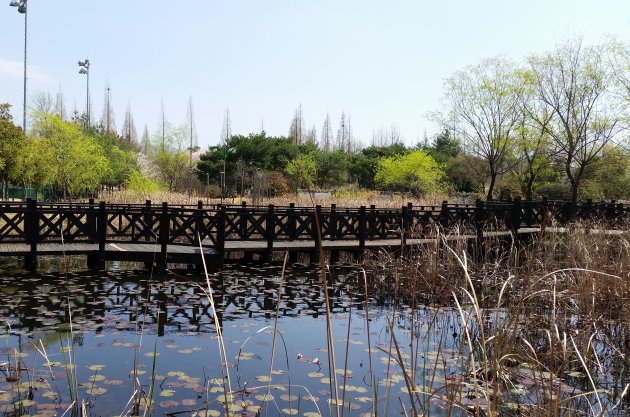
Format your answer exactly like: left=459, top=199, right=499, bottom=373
left=2, top=0, right=630, bottom=149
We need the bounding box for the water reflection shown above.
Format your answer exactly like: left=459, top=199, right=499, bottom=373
left=0, top=264, right=362, bottom=337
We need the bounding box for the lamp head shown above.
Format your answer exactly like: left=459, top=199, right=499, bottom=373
left=17, top=3, right=25, bottom=13
left=79, top=68, right=88, bottom=75
left=9, top=0, right=20, bottom=7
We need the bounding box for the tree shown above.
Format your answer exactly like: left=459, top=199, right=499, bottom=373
left=0, top=104, right=24, bottom=198
left=121, top=103, right=138, bottom=147
left=528, top=39, right=624, bottom=206
left=443, top=57, right=520, bottom=199
left=374, top=150, right=444, bottom=195
left=321, top=113, right=333, bottom=151
left=32, top=91, right=54, bottom=115
left=423, top=129, right=461, bottom=165
left=54, top=86, right=67, bottom=120
left=315, top=149, right=348, bottom=189
left=101, top=83, right=116, bottom=136
left=285, top=153, right=317, bottom=192
left=289, top=104, right=304, bottom=145
left=220, top=108, right=232, bottom=144
left=153, top=148, right=190, bottom=191
left=141, top=124, right=150, bottom=155
left=30, top=113, right=109, bottom=198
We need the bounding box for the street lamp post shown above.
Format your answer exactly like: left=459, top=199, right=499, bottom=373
left=78, top=59, right=90, bottom=128
left=9, top=0, right=27, bottom=134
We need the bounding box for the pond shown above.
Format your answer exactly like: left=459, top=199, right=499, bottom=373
left=0, top=252, right=627, bottom=417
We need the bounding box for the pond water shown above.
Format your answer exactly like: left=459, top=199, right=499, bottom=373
left=0, top=257, right=626, bottom=417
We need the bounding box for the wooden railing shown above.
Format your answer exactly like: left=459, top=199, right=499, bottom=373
left=0, top=198, right=628, bottom=268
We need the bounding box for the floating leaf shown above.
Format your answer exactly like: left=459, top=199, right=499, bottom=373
left=168, top=371, right=187, bottom=378
left=281, top=408, right=299, bottom=415
left=160, top=389, right=176, bottom=397
left=303, top=413, right=321, bottom=417
left=159, top=400, right=180, bottom=408
left=280, top=394, right=298, bottom=401
left=307, top=372, right=324, bottom=378
left=104, top=379, right=123, bottom=385
left=255, top=393, right=274, bottom=402
left=198, top=410, right=221, bottom=417
left=86, top=387, right=107, bottom=395
left=88, top=374, right=106, bottom=382
left=144, top=352, right=159, bottom=357
left=87, top=364, right=105, bottom=371
left=256, top=375, right=271, bottom=382
left=178, top=348, right=194, bottom=354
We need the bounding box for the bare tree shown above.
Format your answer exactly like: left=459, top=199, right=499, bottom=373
left=528, top=39, right=623, bottom=205
left=321, top=113, right=333, bottom=151
left=32, top=91, right=54, bottom=114
left=443, top=57, right=520, bottom=199
left=101, top=82, right=116, bottom=136
left=221, top=108, right=232, bottom=143
left=121, top=103, right=138, bottom=146
left=372, top=124, right=402, bottom=146
left=54, top=86, right=66, bottom=120
left=289, top=104, right=304, bottom=145
left=141, top=124, right=150, bottom=155
left=305, top=125, right=317, bottom=145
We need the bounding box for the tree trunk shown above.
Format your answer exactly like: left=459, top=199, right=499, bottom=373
left=486, top=172, right=497, bottom=201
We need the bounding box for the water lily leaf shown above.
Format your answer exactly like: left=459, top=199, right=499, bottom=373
left=255, top=393, right=274, bottom=402
left=256, top=375, right=271, bottom=382
left=86, top=387, right=107, bottom=395
left=307, top=372, right=324, bottom=378
left=87, top=364, right=105, bottom=371
left=159, top=400, right=180, bottom=408
left=144, top=352, right=159, bottom=357
left=281, top=408, right=299, bottom=415
left=280, top=394, right=298, bottom=401
left=160, top=389, right=176, bottom=397
left=303, top=413, right=321, bottom=417
left=198, top=410, right=221, bottom=417
left=181, top=399, right=197, bottom=406
left=104, top=379, right=123, bottom=385
left=168, top=371, right=187, bottom=378
left=356, top=396, right=372, bottom=403
left=88, top=374, right=106, bottom=382
left=41, top=391, right=58, bottom=400
left=319, top=377, right=331, bottom=384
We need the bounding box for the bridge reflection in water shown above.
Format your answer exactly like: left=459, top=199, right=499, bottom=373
left=0, top=264, right=361, bottom=337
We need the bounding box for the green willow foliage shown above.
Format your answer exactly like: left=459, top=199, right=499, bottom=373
left=374, top=150, right=445, bottom=195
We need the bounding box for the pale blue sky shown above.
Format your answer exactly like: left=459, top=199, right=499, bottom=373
left=2, top=0, right=630, bottom=148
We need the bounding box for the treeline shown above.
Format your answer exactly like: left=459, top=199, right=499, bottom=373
left=0, top=105, right=145, bottom=199
left=198, top=38, right=630, bottom=202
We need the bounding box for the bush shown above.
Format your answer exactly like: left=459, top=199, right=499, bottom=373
left=126, top=170, right=164, bottom=194
left=265, top=171, right=289, bottom=196
left=535, top=182, right=571, bottom=200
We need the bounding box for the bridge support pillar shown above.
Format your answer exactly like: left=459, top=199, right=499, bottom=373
left=87, top=253, right=104, bottom=270
left=24, top=254, right=37, bottom=272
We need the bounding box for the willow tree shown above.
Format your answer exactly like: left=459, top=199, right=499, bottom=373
left=443, top=57, right=520, bottom=199
left=528, top=39, right=623, bottom=206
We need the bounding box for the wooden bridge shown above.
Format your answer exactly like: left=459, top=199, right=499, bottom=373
left=0, top=198, right=627, bottom=271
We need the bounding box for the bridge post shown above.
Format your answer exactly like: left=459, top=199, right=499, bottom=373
left=369, top=205, right=376, bottom=239
left=329, top=204, right=339, bottom=264
left=87, top=198, right=96, bottom=239
left=144, top=200, right=152, bottom=242
left=265, top=204, right=275, bottom=263
left=474, top=199, right=485, bottom=260
left=358, top=206, right=366, bottom=252
left=216, top=205, right=226, bottom=268
left=157, top=202, right=169, bottom=271
left=24, top=198, right=38, bottom=271
left=440, top=201, right=449, bottom=229
left=288, top=203, right=297, bottom=263
left=401, top=205, right=408, bottom=248
left=310, top=205, right=322, bottom=263
left=89, top=201, right=107, bottom=270
left=511, top=197, right=522, bottom=236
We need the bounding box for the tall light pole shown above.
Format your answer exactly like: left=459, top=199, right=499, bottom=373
left=9, top=0, right=27, bottom=134
left=78, top=59, right=90, bottom=128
